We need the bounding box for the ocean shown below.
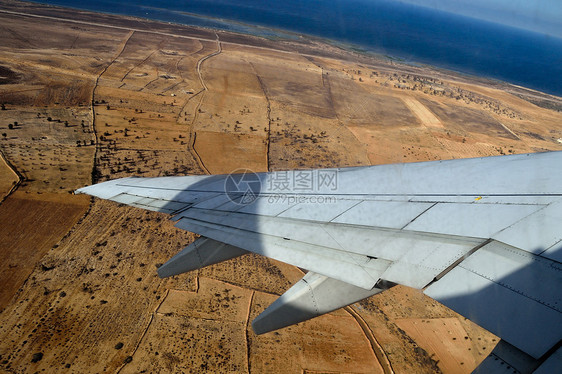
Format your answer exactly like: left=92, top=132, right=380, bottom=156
left=28, top=0, right=562, bottom=96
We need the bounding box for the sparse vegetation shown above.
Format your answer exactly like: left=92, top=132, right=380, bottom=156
left=0, top=6, right=559, bottom=374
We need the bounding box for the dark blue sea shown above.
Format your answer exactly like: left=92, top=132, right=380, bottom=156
left=30, top=0, right=562, bottom=96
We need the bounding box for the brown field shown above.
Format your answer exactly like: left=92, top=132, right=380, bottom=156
left=0, top=191, right=90, bottom=309
left=0, top=1, right=561, bottom=373
left=395, top=317, right=495, bottom=374
left=194, top=131, right=267, bottom=174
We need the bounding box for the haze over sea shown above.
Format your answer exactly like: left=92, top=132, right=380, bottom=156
left=31, top=0, right=562, bottom=96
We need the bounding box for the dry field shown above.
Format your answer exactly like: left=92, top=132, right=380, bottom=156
left=0, top=191, right=90, bottom=309
left=0, top=1, right=561, bottom=373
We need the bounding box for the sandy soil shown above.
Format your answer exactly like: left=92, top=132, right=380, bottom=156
left=194, top=131, right=267, bottom=174
left=0, top=1, right=561, bottom=373
left=395, top=317, right=494, bottom=373
left=0, top=191, right=90, bottom=310
left=400, top=97, right=442, bottom=128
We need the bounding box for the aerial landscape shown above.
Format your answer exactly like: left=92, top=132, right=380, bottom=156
left=0, top=0, right=561, bottom=373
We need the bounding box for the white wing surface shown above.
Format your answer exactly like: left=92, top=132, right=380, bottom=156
left=76, top=151, right=562, bottom=373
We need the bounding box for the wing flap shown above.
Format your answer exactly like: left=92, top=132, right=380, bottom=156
left=425, top=240, right=562, bottom=359
left=177, top=208, right=482, bottom=261
left=533, top=346, right=562, bottom=374
left=174, top=216, right=391, bottom=289
left=175, top=207, right=483, bottom=288
left=472, top=340, right=539, bottom=374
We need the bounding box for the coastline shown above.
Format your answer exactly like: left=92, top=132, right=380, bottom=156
left=21, top=0, right=562, bottom=97
left=3, top=0, right=560, bottom=102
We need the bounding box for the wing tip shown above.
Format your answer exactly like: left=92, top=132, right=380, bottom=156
left=74, top=177, right=138, bottom=199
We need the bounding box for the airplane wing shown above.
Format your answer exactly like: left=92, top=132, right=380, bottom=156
left=76, top=151, right=562, bottom=373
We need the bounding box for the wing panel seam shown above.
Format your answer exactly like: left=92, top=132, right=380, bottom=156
left=458, top=262, right=561, bottom=313
left=400, top=202, right=437, bottom=230
left=424, top=239, right=492, bottom=288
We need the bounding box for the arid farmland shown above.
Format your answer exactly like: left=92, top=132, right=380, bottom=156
left=0, top=1, right=561, bottom=373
